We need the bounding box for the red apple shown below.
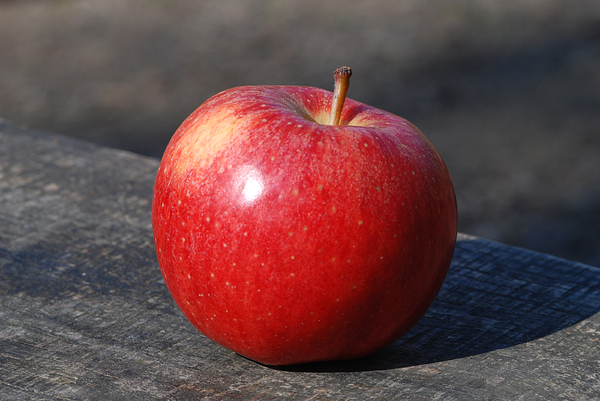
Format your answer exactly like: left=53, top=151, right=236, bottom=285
left=152, top=67, right=457, bottom=366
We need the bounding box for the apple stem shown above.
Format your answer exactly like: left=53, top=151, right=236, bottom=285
left=329, top=66, right=352, bottom=125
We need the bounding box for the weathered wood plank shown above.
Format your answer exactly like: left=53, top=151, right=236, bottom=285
left=1, top=120, right=599, bottom=400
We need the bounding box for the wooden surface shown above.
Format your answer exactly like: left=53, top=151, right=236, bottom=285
left=1, top=120, right=599, bottom=400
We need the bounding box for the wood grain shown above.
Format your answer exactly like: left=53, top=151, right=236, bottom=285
left=1, top=121, right=599, bottom=400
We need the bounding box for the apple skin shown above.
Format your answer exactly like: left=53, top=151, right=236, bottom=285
left=152, top=85, right=457, bottom=366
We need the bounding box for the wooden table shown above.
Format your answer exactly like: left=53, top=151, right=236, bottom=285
left=1, top=120, right=599, bottom=400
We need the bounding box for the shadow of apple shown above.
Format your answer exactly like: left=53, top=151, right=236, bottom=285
left=276, top=235, right=600, bottom=372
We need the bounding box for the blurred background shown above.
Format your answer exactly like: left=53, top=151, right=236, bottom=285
left=1, top=0, right=599, bottom=266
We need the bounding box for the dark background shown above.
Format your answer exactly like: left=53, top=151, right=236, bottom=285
left=1, top=0, right=599, bottom=267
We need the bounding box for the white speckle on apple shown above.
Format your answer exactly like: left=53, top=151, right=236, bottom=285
left=358, top=220, right=363, bottom=225
left=206, top=217, right=210, bottom=222
left=218, top=167, right=225, bottom=173
left=262, top=119, right=267, bottom=123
